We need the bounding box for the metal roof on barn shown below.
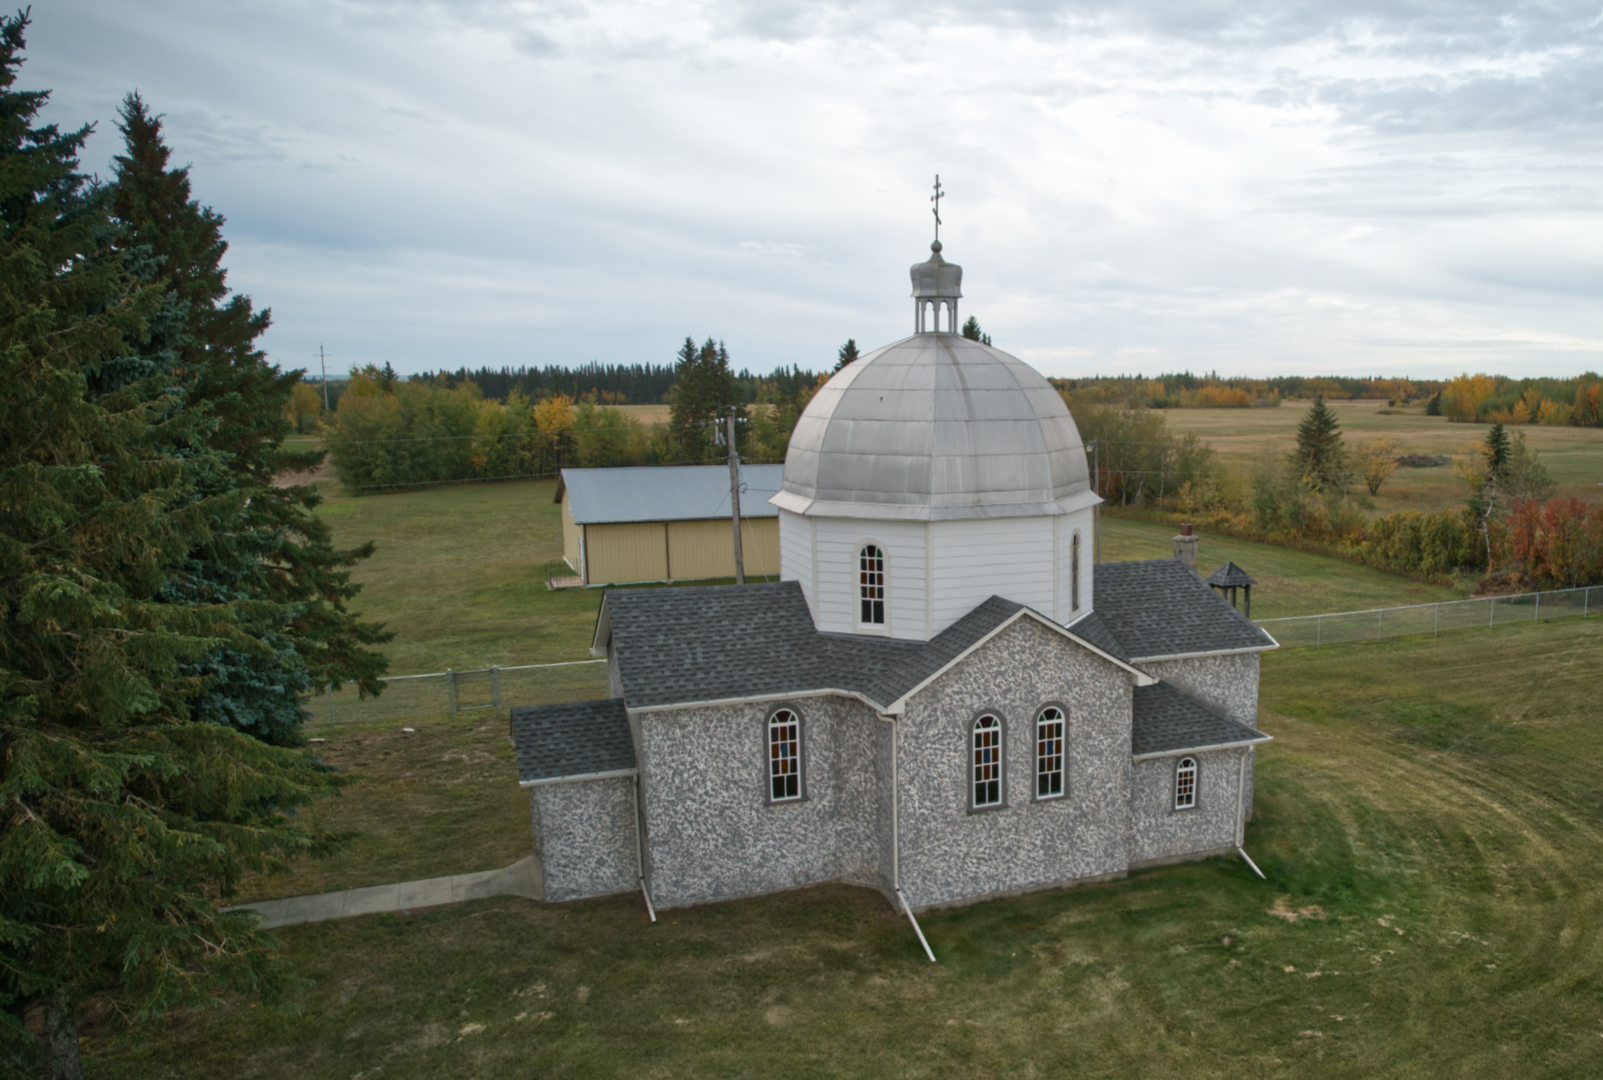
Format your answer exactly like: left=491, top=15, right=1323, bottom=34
left=556, top=464, right=785, bottom=525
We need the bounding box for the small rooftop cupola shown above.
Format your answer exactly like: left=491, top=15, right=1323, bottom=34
left=911, top=175, right=962, bottom=334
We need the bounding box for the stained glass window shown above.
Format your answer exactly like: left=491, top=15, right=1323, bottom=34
left=1036, top=707, right=1064, bottom=798
left=973, top=715, right=1002, bottom=807
left=769, top=709, right=801, bottom=801
left=1174, top=757, right=1197, bottom=810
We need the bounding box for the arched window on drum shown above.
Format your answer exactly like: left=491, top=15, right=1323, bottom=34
left=858, top=544, right=885, bottom=626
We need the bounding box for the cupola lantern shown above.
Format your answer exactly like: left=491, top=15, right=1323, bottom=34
left=910, top=176, right=963, bottom=333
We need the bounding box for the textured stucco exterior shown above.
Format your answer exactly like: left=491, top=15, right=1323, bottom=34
left=530, top=777, right=638, bottom=903
left=1141, top=653, right=1260, bottom=815
left=895, top=617, right=1134, bottom=909
left=638, top=696, right=885, bottom=910
left=1128, top=747, right=1249, bottom=866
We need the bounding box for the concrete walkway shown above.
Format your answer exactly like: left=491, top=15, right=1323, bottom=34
left=228, top=856, right=542, bottom=929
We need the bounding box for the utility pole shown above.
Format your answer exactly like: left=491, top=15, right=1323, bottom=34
left=318, top=344, right=331, bottom=413
left=727, top=408, right=744, bottom=585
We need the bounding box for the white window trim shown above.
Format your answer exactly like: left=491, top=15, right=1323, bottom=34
left=854, top=540, right=889, bottom=635
left=1034, top=705, right=1066, bottom=801
left=765, top=706, right=805, bottom=804
left=970, top=712, right=1005, bottom=811
left=1174, top=756, right=1198, bottom=811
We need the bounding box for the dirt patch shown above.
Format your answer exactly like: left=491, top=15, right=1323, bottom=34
left=1266, top=896, right=1326, bottom=922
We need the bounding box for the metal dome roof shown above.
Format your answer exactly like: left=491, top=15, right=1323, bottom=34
left=771, top=333, right=1096, bottom=522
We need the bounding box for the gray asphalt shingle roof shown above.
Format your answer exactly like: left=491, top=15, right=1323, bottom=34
left=1094, top=559, right=1276, bottom=660
left=1204, top=561, right=1257, bottom=588
left=510, top=698, right=636, bottom=784
left=557, top=465, right=784, bottom=524
left=1131, top=682, right=1271, bottom=757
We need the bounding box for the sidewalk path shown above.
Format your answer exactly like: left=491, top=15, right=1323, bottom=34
left=228, top=856, right=542, bottom=929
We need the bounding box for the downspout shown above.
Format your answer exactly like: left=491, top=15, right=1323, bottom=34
left=1235, top=751, right=1265, bottom=881
left=886, top=714, right=936, bottom=963
left=633, top=774, right=657, bottom=921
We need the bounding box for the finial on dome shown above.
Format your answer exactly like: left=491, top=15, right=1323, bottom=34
left=911, top=177, right=962, bottom=333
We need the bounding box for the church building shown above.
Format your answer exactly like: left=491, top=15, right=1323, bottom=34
left=510, top=238, right=1277, bottom=919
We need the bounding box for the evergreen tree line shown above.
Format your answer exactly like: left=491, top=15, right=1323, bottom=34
left=0, top=21, right=388, bottom=1076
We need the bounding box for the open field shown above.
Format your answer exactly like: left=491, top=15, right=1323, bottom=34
left=91, top=617, right=1603, bottom=1078
left=1164, top=400, right=1603, bottom=516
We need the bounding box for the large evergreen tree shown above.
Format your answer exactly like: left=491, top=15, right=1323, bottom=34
left=0, top=24, right=352, bottom=1075
left=833, top=338, right=859, bottom=372
left=108, top=92, right=388, bottom=746
left=668, top=336, right=746, bottom=462
left=1293, top=394, right=1346, bottom=493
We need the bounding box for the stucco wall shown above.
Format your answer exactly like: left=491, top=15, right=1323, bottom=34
left=638, top=695, right=883, bottom=909
left=1142, top=652, right=1262, bottom=815
left=895, top=617, right=1135, bottom=909
left=1140, top=653, right=1260, bottom=728
left=1128, top=746, right=1248, bottom=866
left=531, top=776, right=639, bottom=902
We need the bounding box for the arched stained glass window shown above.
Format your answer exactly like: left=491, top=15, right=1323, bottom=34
left=769, top=709, right=801, bottom=801
left=1036, top=707, right=1065, bottom=799
left=973, top=714, right=1002, bottom=808
left=859, top=544, right=885, bottom=625
left=1174, top=756, right=1197, bottom=810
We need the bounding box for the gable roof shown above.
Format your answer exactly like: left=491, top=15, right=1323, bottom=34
left=599, top=581, right=1151, bottom=715
left=556, top=465, right=785, bottom=525
left=510, top=697, right=637, bottom=785
left=1131, top=682, right=1271, bottom=759
left=1094, top=559, right=1277, bottom=661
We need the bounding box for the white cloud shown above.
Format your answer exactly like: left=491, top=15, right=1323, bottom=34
left=30, top=0, right=1603, bottom=379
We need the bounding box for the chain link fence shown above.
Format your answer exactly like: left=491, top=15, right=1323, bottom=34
left=308, top=659, right=609, bottom=728
left=1256, top=585, right=1601, bottom=649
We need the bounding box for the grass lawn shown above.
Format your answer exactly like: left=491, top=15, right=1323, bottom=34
left=1164, top=399, right=1603, bottom=516
left=89, top=617, right=1603, bottom=1077
left=1098, top=515, right=1460, bottom=617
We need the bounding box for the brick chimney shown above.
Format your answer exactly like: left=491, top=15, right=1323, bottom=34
left=1173, top=522, right=1199, bottom=573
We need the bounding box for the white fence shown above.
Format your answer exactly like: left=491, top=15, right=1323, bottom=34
left=311, top=659, right=609, bottom=727
left=1256, top=586, right=1602, bottom=649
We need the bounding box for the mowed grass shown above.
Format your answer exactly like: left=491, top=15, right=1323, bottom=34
left=90, top=618, right=1603, bottom=1078
left=1164, top=399, right=1603, bottom=516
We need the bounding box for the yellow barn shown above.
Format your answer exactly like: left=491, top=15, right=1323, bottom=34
left=555, top=465, right=784, bottom=586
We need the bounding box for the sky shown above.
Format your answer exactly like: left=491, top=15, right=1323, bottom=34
left=33, top=0, right=1603, bottom=381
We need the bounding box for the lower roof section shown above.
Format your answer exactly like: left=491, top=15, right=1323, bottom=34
left=511, top=697, right=636, bottom=786
left=1131, top=682, right=1271, bottom=760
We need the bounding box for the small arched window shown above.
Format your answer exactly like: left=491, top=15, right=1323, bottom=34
left=858, top=544, right=885, bottom=625
left=1071, top=531, right=1081, bottom=611
left=769, top=708, right=802, bottom=802
left=1036, top=707, right=1065, bottom=799
left=1174, top=756, right=1197, bottom=810
left=973, top=714, right=1003, bottom=808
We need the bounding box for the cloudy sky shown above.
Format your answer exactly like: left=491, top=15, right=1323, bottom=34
left=35, top=0, right=1603, bottom=381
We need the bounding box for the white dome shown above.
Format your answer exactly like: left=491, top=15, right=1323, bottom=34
left=772, top=334, right=1094, bottom=522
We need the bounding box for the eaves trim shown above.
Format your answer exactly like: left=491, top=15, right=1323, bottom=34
left=519, top=767, right=638, bottom=788
left=1131, top=733, right=1273, bottom=763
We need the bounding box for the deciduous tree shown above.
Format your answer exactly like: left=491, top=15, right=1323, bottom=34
left=1353, top=437, right=1401, bottom=496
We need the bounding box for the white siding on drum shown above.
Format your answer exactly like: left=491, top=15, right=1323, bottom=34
left=812, top=518, right=928, bottom=639
left=930, top=516, right=1055, bottom=634
left=778, top=509, right=814, bottom=618
left=1057, top=507, right=1095, bottom=622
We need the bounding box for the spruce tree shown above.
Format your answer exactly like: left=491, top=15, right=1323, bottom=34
left=960, top=315, right=991, bottom=346
left=1293, top=394, right=1346, bottom=492
left=668, top=337, right=747, bottom=461
left=0, top=24, right=351, bottom=1074
left=109, top=93, right=388, bottom=745
left=834, top=338, right=859, bottom=372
